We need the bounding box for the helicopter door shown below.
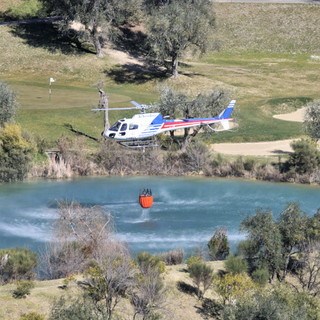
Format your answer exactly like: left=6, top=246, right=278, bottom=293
left=119, top=123, right=127, bottom=136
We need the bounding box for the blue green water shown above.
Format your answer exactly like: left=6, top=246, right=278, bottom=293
left=0, top=176, right=319, bottom=254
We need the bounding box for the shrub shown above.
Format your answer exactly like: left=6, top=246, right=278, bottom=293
left=136, top=252, right=165, bottom=274
left=12, top=280, right=35, bottom=299
left=208, top=228, right=230, bottom=260
left=158, top=249, right=184, bottom=265
left=186, top=255, right=203, bottom=269
left=0, top=124, right=37, bottom=182
left=0, top=247, right=38, bottom=283
left=251, top=268, right=270, bottom=286
left=224, top=255, right=248, bottom=274
left=215, top=273, right=256, bottom=305
left=189, top=262, right=214, bottom=299
left=285, top=138, right=320, bottom=174
left=19, top=312, right=45, bottom=320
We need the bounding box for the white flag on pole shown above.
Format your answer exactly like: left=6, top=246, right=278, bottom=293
left=49, top=77, right=56, bottom=84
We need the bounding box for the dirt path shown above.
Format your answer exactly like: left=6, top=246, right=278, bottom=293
left=212, top=108, right=305, bottom=156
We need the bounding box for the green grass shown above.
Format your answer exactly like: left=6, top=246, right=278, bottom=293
left=1, top=3, right=320, bottom=146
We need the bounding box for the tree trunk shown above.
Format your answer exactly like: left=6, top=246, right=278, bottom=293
left=92, top=24, right=104, bottom=58
left=171, top=55, right=179, bottom=78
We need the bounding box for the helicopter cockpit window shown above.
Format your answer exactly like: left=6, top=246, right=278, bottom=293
left=120, top=123, right=127, bottom=131
left=129, top=124, right=138, bottom=130
left=109, top=121, right=121, bottom=132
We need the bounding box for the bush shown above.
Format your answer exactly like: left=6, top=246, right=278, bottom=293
left=136, top=252, right=165, bottom=274
left=12, top=280, right=35, bottom=299
left=19, top=312, right=45, bottom=320
left=285, top=138, right=320, bottom=174
left=0, top=124, right=37, bottom=182
left=224, top=255, right=248, bottom=275
left=208, top=228, right=230, bottom=260
left=251, top=268, right=270, bottom=286
left=189, top=262, right=214, bottom=299
left=0, top=247, right=38, bottom=283
left=186, top=255, right=203, bottom=269
left=158, top=249, right=184, bottom=265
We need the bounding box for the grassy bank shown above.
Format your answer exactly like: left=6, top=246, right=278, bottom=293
left=0, top=3, right=320, bottom=145
left=0, top=261, right=224, bottom=320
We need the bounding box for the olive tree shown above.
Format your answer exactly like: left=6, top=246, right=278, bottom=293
left=158, top=86, right=231, bottom=149
left=146, top=0, right=215, bottom=77
left=304, top=100, right=320, bottom=141
left=42, top=0, right=140, bottom=57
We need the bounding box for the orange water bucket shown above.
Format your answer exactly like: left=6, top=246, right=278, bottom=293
left=139, top=195, right=154, bottom=208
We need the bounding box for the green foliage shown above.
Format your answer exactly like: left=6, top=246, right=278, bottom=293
left=136, top=252, right=165, bottom=274
left=215, top=272, right=256, bottom=305
left=286, top=138, right=320, bottom=174
left=0, top=124, right=37, bottom=182
left=189, top=262, right=214, bottom=299
left=19, top=312, right=45, bottom=320
left=251, top=268, right=269, bottom=286
left=4, top=0, right=43, bottom=20
left=0, top=247, right=38, bottom=283
left=186, top=256, right=203, bottom=269
left=304, top=100, right=320, bottom=141
left=224, top=254, right=248, bottom=275
left=222, top=292, right=307, bottom=320
left=43, top=0, right=139, bottom=57
left=146, top=0, right=215, bottom=77
left=0, top=80, right=19, bottom=126
left=49, top=295, right=106, bottom=320
left=207, top=228, right=230, bottom=261
left=12, top=280, right=35, bottom=299
left=240, top=209, right=284, bottom=280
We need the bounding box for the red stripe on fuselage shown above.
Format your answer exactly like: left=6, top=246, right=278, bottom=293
left=162, top=119, right=221, bottom=129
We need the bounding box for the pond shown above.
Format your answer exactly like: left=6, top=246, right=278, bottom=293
left=0, top=176, right=319, bottom=255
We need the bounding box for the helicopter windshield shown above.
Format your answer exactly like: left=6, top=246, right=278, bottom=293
left=109, top=121, right=122, bottom=132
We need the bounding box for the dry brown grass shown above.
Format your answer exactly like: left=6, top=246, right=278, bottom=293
left=0, top=261, right=225, bottom=320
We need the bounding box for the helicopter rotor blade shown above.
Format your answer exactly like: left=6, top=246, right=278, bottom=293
left=91, top=106, right=141, bottom=111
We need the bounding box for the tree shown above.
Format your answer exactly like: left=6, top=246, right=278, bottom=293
left=42, top=202, right=114, bottom=278
left=158, top=86, right=231, bottom=149
left=240, top=209, right=284, bottom=281
left=0, top=80, right=19, bottom=126
left=286, top=138, right=320, bottom=174
left=189, top=262, right=214, bottom=299
left=146, top=0, right=215, bottom=77
left=42, top=0, right=139, bottom=57
left=278, top=202, right=307, bottom=279
left=304, top=100, right=320, bottom=141
left=0, top=248, right=38, bottom=283
left=208, top=227, right=230, bottom=261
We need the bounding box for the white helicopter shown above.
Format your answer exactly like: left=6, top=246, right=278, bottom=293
left=92, top=100, right=236, bottom=148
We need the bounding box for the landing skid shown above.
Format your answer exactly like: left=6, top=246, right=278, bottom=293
left=118, top=138, right=158, bottom=149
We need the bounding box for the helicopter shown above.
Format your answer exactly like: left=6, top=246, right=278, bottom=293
left=92, top=99, right=236, bottom=148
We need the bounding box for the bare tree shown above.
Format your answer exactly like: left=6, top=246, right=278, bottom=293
left=42, top=201, right=113, bottom=278
left=291, top=242, right=320, bottom=296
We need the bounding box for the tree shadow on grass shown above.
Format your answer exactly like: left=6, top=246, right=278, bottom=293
left=105, top=63, right=170, bottom=84
left=10, top=22, right=94, bottom=55
left=177, top=281, right=198, bottom=296
left=195, top=298, right=223, bottom=320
